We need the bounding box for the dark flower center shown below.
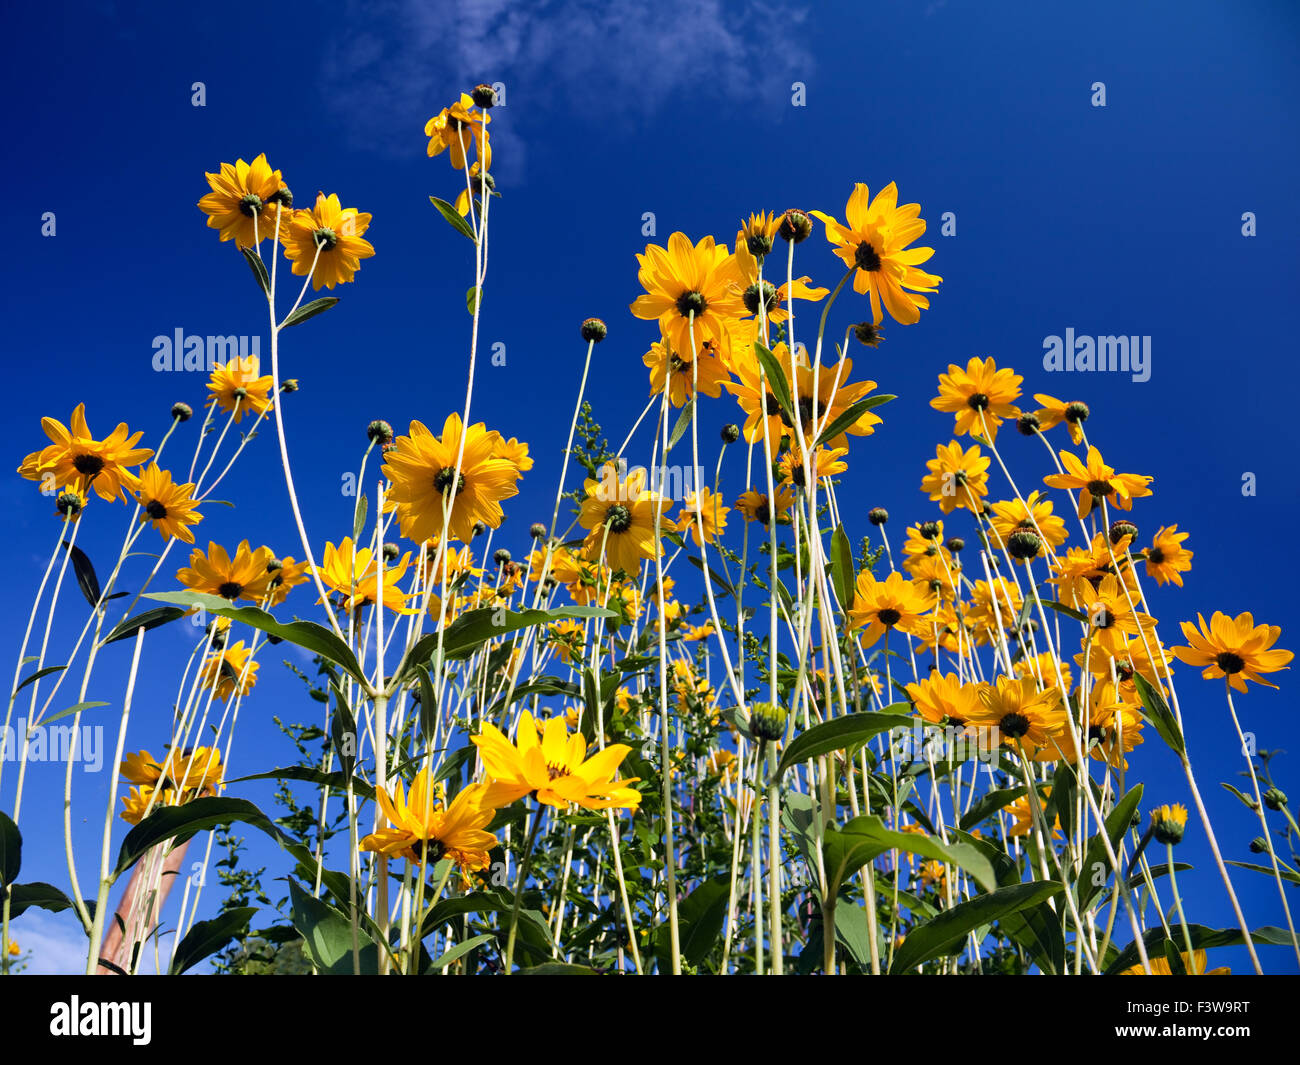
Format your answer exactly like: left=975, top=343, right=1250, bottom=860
left=1065, top=401, right=1090, bottom=423
left=797, top=395, right=823, bottom=427
left=547, top=763, right=571, bottom=781
left=966, top=392, right=990, bottom=411
left=1147, top=547, right=1165, bottom=564
left=1092, top=608, right=1114, bottom=630
left=878, top=607, right=902, bottom=626
left=410, top=838, right=446, bottom=863
left=764, top=393, right=784, bottom=417
left=73, top=453, right=105, bottom=476
left=314, top=227, right=339, bottom=251
left=145, top=500, right=168, bottom=521
left=1216, top=651, right=1245, bottom=675
left=676, top=291, right=707, bottom=318
left=999, top=712, right=1030, bottom=739
left=743, top=281, right=778, bottom=315
left=755, top=502, right=771, bottom=525
left=854, top=241, right=882, bottom=271
left=434, top=467, right=466, bottom=496
left=217, top=581, right=243, bottom=600
left=604, top=504, right=632, bottom=533
left=1086, top=479, right=1113, bottom=499
left=239, top=193, right=263, bottom=217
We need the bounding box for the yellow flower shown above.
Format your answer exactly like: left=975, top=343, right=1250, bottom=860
left=676, top=486, right=730, bottom=547
left=810, top=182, right=941, bottom=325
left=197, top=154, right=288, bottom=249
left=778, top=445, right=848, bottom=489
left=6, top=941, right=18, bottom=957
left=735, top=486, right=794, bottom=527
left=425, top=94, right=491, bottom=171
left=1013, top=652, right=1073, bottom=695
left=264, top=556, right=311, bottom=607
left=630, top=233, right=748, bottom=360
left=966, top=675, right=1067, bottom=756
left=1144, top=525, right=1193, bottom=587
left=917, top=859, right=948, bottom=895
left=987, top=492, right=1068, bottom=557
left=643, top=336, right=732, bottom=408
left=205, top=356, right=274, bottom=424
left=135, top=464, right=202, bottom=544
left=548, top=618, right=586, bottom=664
left=382, top=414, right=522, bottom=546
left=1032, top=394, right=1090, bottom=445
left=930, top=357, right=1022, bottom=442
left=200, top=641, right=259, bottom=701
left=733, top=218, right=827, bottom=323
left=1073, top=573, right=1157, bottom=657
left=472, top=709, right=641, bottom=811
left=493, top=436, right=534, bottom=472
left=1005, top=791, right=1062, bottom=841
left=905, top=672, right=980, bottom=726
left=1042, top=446, right=1153, bottom=519
left=1119, top=950, right=1229, bottom=976
left=279, top=192, right=375, bottom=290
left=848, top=570, right=935, bottom=647
left=681, top=622, right=716, bottom=642
left=19, top=403, right=152, bottom=503
left=577, top=462, right=675, bottom=577
left=920, top=440, right=990, bottom=515
left=966, top=577, right=1024, bottom=644
left=1069, top=680, right=1143, bottom=769
left=177, top=540, right=275, bottom=603
left=1173, top=611, right=1293, bottom=692
left=361, top=775, right=499, bottom=872
left=317, top=537, right=416, bottom=614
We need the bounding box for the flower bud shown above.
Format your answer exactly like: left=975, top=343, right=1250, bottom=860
left=720, top=424, right=741, bottom=445
left=749, top=702, right=788, bottom=743
left=171, top=402, right=193, bottom=422
left=778, top=209, right=813, bottom=243
left=868, top=507, right=889, bottom=526
left=580, top=318, right=607, bottom=343
left=367, top=419, right=394, bottom=446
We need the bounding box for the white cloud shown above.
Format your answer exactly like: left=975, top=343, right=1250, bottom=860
left=322, top=0, right=813, bottom=159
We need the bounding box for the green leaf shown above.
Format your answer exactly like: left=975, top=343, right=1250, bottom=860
left=466, top=285, right=480, bottom=315
left=753, top=342, right=795, bottom=425
left=239, top=247, right=270, bottom=295
left=289, top=880, right=379, bottom=974
left=958, top=786, right=1028, bottom=832
left=62, top=540, right=103, bottom=608
left=1078, top=783, right=1143, bottom=909
left=667, top=400, right=694, bottom=452
left=113, top=796, right=292, bottom=880
left=229, top=766, right=375, bottom=802
left=1220, top=782, right=1258, bottom=811
left=777, top=709, right=912, bottom=777
left=815, top=393, right=896, bottom=446
left=5, top=881, right=79, bottom=921
left=12, top=664, right=66, bottom=697
left=889, top=881, right=1065, bottom=974
left=998, top=898, right=1066, bottom=975
left=1103, top=923, right=1294, bottom=975
left=1225, top=860, right=1300, bottom=886
left=101, top=606, right=188, bottom=646
left=1133, top=672, right=1185, bottom=756
left=42, top=700, right=110, bottom=725
left=1041, top=598, right=1087, bottom=624
left=429, top=932, right=494, bottom=970
left=169, top=906, right=256, bottom=974
left=0, top=811, right=20, bottom=888
left=829, top=524, right=854, bottom=608
left=352, top=492, right=368, bottom=543
left=279, top=297, right=339, bottom=329
left=429, top=195, right=477, bottom=242
left=822, top=814, right=997, bottom=900
left=672, top=875, right=730, bottom=968
left=143, top=591, right=368, bottom=688
left=518, top=962, right=599, bottom=974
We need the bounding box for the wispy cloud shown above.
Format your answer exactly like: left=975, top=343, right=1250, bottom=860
left=322, top=0, right=813, bottom=160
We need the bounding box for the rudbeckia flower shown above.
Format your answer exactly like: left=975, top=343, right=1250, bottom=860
left=643, top=336, right=732, bottom=408
left=200, top=641, right=259, bottom=701
left=987, top=491, right=1068, bottom=557
left=1005, top=790, right=1062, bottom=841
left=279, top=192, right=375, bottom=290
left=905, top=672, right=980, bottom=726
left=1173, top=611, right=1293, bottom=692
left=778, top=445, right=848, bottom=488
left=630, top=232, right=748, bottom=360
left=920, top=440, right=990, bottom=515
left=930, top=357, right=1022, bottom=441
left=547, top=618, right=586, bottom=665
left=177, top=540, right=275, bottom=603
left=676, top=486, right=729, bottom=547
left=848, top=570, right=935, bottom=647
left=316, top=537, right=416, bottom=614
left=425, top=94, right=491, bottom=171
left=577, top=462, right=675, bottom=577
left=966, top=675, right=1067, bottom=756
left=135, top=464, right=202, bottom=544
left=1032, top=395, right=1090, bottom=445
left=197, top=154, right=288, bottom=249
left=1042, top=446, right=1153, bottom=519
left=966, top=577, right=1024, bottom=644
left=734, top=485, right=794, bottom=527
left=733, top=220, right=828, bottom=323
left=264, top=556, right=311, bottom=607
left=381, top=414, right=522, bottom=545
left=810, top=182, right=941, bottom=325
left=472, top=709, right=641, bottom=811
left=360, top=776, right=499, bottom=872
left=1119, top=950, right=1230, bottom=975
left=206, top=357, right=274, bottom=424
left=1143, top=525, right=1193, bottom=587
left=19, top=403, right=152, bottom=503
left=1072, top=574, right=1157, bottom=657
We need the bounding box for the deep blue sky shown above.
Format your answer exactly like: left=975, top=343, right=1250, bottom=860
left=2, top=0, right=1298, bottom=973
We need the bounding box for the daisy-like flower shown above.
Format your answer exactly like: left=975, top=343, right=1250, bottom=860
left=966, top=577, right=1024, bottom=645
left=1042, top=446, right=1153, bottom=519
left=1073, top=573, right=1157, bottom=657
left=917, top=859, right=948, bottom=895
left=917, top=600, right=977, bottom=655
left=206, top=357, right=274, bottom=424
left=197, top=154, right=288, bottom=249
left=966, top=675, right=1067, bottom=757
left=779, top=445, right=849, bottom=490
left=454, top=161, right=496, bottom=216
left=264, top=556, right=311, bottom=607
left=577, top=461, right=676, bottom=577
left=317, top=537, right=416, bottom=614
left=177, top=541, right=274, bottom=603
left=810, top=182, right=941, bottom=325
left=1064, top=679, right=1143, bottom=769
left=908, top=550, right=959, bottom=602
left=1047, top=531, right=1136, bottom=607
left=200, top=641, right=259, bottom=701
left=382, top=414, right=522, bottom=545
left=643, top=336, right=732, bottom=408
left=988, top=491, right=1068, bottom=556
left=135, top=464, right=202, bottom=544
left=19, top=403, right=152, bottom=503
left=734, top=485, right=794, bottom=527
left=672, top=659, right=715, bottom=714
left=1173, top=612, right=1293, bottom=692
left=906, top=672, right=980, bottom=726
left=676, top=485, right=730, bottom=547
left=493, top=436, right=533, bottom=472
left=733, top=221, right=828, bottom=323
left=1119, top=950, right=1230, bottom=976
left=120, top=785, right=178, bottom=826
left=360, top=775, right=499, bottom=872
left=547, top=618, right=585, bottom=665
left=901, top=521, right=949, bottom=575
left=119, top=746, right=224, bottom=823
left=681, top=621, right=716, bottom=642
left=930, top=357, right=1023, bottom=442
left=630, top=232, right=748, bottom=359
left=1005, top=790, right=1062, bottom=841
left=849, top=570, right=936, bottom=647
left=1143, top=525, right=1193, bottom=587
left=425, top=94, right=491, bottom=171
left=279, top=192, right=375, bottom=290
left=1032, top=395, right=1091, bottom=445
left=1150, top=803, right=1188, bottom=845
left=1013, top=652, right=1073, bottom=695
left=921, top=440, right=990, bottom=515
left=1075, top=634, right=1173, bottom=700
left=472, top=709, right=641, bottom=811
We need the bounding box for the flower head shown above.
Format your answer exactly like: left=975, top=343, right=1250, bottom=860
left=361, top=775, right=499, bottom=872
left=206, top=357, right=274, bottom=424
left=198, top=154, right=287, bottom=249
left=135, top=464, right=201, bottom=544
left=279, top=192, right=375, bottom=290
left=19, top=404, right=152, bottom=503
left=1043, top=446, right=1153, bottom=519
left=630, top=233, right=748, bottom=359
left=1173, top=611, right=1292, bottom=692
left=930, top=357, right=1022, bottom=441
left=577, top=462, right=676, bottom=577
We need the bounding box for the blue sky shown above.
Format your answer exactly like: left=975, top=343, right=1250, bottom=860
left=2, top=0, right=1298, bottom=973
